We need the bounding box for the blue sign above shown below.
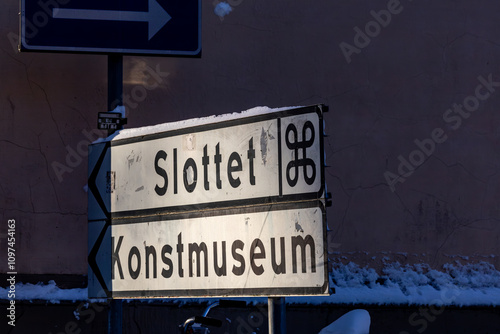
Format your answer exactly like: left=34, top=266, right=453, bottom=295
left=20, top=0, right=201, bottom=56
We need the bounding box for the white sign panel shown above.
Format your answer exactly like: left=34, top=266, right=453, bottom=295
left=107, top=206, right=327, bottom=297
left=88, top=106, right=326, bottom=220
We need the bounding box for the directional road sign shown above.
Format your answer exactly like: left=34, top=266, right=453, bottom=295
left=88, top=105, right=329, bottom=298
left=89, top=205, right=328, bottom=298
left=20, top=0, right=201, bottom=56
left=88, top=105, right=326, bottom=221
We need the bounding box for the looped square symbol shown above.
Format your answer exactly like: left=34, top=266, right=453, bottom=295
left=285, top=121, right=316, bottom=187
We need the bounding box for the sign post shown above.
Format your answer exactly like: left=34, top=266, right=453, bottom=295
left=21, top=4, right=329, bottom=332
left=107, top=55, right=123, bottom=110
left=269, top=297, right=286, bottom=334
left=106, top=54, right=123, bottom=333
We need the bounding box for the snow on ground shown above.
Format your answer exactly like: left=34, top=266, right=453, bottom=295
left=2, top=262, right=500, bottom=306
left=288, top=261, right=500, bottom=306
left=1, top=280, right=87, bottom=303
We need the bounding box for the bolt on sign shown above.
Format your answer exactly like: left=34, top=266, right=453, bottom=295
left=88, top=104, right=330, bottom=298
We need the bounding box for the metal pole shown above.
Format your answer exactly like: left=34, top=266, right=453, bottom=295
left=107, top=54, right=123, bottom=111
left=107, top=53, right=124, bottom=333
left=108, top=299, right=123, bottom=334
left=268, top=297, right=286, bottom=334
left=268, top=297, right=275, bottom=334
left=107, top=54, right=123, bottom=135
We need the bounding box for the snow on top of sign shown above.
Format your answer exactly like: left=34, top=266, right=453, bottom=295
left=113, top=105, right=126, bottom=118
left=94, top=105, right=302, bottom=143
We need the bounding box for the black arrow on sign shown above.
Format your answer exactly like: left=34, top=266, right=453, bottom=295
left=88, top=142, right=112, bottom=297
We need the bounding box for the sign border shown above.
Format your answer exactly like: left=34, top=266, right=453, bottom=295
left=106, top=201, right=329, bottom=298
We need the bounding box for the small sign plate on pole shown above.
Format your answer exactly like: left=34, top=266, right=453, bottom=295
left=98, top=112, right=127, bottom=131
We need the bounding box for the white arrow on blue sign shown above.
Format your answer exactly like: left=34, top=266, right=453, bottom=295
left=20, top=0, right=201, bottom=56
left=52, top=0, right=171, bottom=40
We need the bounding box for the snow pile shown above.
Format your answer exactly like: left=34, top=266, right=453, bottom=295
left=2, top=262, right=500, bottom=306
left=318, top=309, right=370, bottom=334
left=316, top=261, right=500, bottom=306
left=214, top=2, right=233, bottom=18
left=331, top=261, right=500, bottom=291
left=108, top=105, right=126, bottom=118
left=1, top=280, right=87, bottom=303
